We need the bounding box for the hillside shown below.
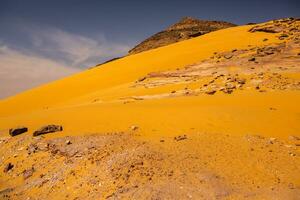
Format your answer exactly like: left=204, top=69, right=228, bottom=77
left=0, top=18, right=300, bottom=199
left=128, top=17, right=236, bottom=55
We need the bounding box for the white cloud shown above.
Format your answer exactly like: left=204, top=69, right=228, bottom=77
left=0, top=25, right=131, bottom=99
left=0, top=44, right=79, bottom=99
left=27, top=26, right=130, bottom=68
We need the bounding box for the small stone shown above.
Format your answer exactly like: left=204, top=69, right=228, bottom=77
left=222, top=89, right=233, bottom=94
left=9, top=126, right=28, bottom=137
left=205, top=89, right=216, bottom=95
left=268, top=138, right=277, bottom=144
left=219, top=87, right=225, bottom=91
left=225, top=83, right=236, bottom=90
left=174, top=135, right=187, bottom=141
left=3, top=163, right=14, bottom=173
left=278, top=34, right=288, bottom=40
left=224, top=54, right=233, bottom=59
left=66, top=140, right=72, bottom=145
left=137, top=77, right=146, bottom=82
left=23, top=167, right=34, bottom=179
left=131, top=126, right=138, bottom=131
left=263, top=38, right=268, bottom=42
left=237, top=79, right=246, bottom=84
left=289, top=153, right=296, bottom=156
left=248, top=57, right=256, bottom=62
left=160, top=139, right=165, bottom=143
left=289, top=135, right=300, bottom=141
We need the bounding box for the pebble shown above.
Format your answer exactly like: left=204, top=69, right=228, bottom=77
left=205, top=89, right=216, bottom=95
left=66, top=140, right=72, bottom=145
left=131, top=126, right=139, bottom=131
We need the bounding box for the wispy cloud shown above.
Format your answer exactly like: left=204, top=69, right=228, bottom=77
left=25, top=25, right=131, bottom=68
left=0, top=44, right=79, bottom=99
left=0, top=23, right=131, bottom=99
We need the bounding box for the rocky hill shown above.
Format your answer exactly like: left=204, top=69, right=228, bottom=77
left=128, top=17, right=236, bottom=55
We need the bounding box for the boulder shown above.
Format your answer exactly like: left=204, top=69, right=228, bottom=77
left=33, top=125, right=63, bottom=136
left=9, top=127, right=28, bottom=137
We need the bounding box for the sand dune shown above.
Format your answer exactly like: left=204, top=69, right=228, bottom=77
left=0, top=18, right=300, bottom=199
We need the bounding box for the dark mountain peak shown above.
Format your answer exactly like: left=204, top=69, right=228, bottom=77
left=128, top=17, right=236, bottom=55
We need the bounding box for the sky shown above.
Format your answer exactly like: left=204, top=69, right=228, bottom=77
left=0, top=0, right=299, bottom=98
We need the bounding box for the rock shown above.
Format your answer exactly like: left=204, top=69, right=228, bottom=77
left=27, top=144, right=38, bottom=154
left=23, top=167, right=34, bottom=179
left=279, top=34, right=288, bottom=40
left=289, top=135, right=300, bottom=141
left=224, top=54, right=233, bottom=59
left=33, top=125, right=63, bottom=136
left=205, top=89, right=216, bottom=95
left=174, top=135, right=187, bottom=141
left=248, top=57, right=256, bottom=62
left=66, top=140, right=72, bottom=145
left=9, top=126, right=28, bottom=137
left=263, top=38, right=268, bottom=41
left=225, top=83, right=236, bottom=90
left=3, top=163, right=14, bottom=173
left=237, top=78, right=246, bottom=84
left=268, top=137, right=277, bottom=144
left=131, top=126, right=138, bottom=131
left=137, top=76, right=146, bottom=82
left=222, top=89, right=233, bottom=94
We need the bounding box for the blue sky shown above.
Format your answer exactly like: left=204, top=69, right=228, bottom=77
left=0, top=0, right=299, bottom=98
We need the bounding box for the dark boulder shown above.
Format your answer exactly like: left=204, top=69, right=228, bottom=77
left=9, top=127, right=28, bottom=137
left=33, top=125, right=63, bottom=136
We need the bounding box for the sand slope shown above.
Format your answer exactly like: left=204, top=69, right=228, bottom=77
left=0, top=18, right=300, bottom=199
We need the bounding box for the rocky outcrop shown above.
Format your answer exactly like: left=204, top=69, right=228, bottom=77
left=128, top=17, right=236, bottom=55
left=249, top=17, right=299, bottom=33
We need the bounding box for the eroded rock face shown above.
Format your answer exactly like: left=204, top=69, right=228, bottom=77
left=128, top=17, right=236, bottom=55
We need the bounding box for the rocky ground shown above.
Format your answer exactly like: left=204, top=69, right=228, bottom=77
left=130, top=18, right=300, bottom=101
left=1, top=18, right=300, bottom=200
left=1, top=131, right=300, bottom=199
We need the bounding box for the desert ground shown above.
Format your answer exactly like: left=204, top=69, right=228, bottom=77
left=0, top=18, right=300, bottom=199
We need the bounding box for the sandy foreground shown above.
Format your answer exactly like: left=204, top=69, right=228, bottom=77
left=0, top=18, right=300, bottom=199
